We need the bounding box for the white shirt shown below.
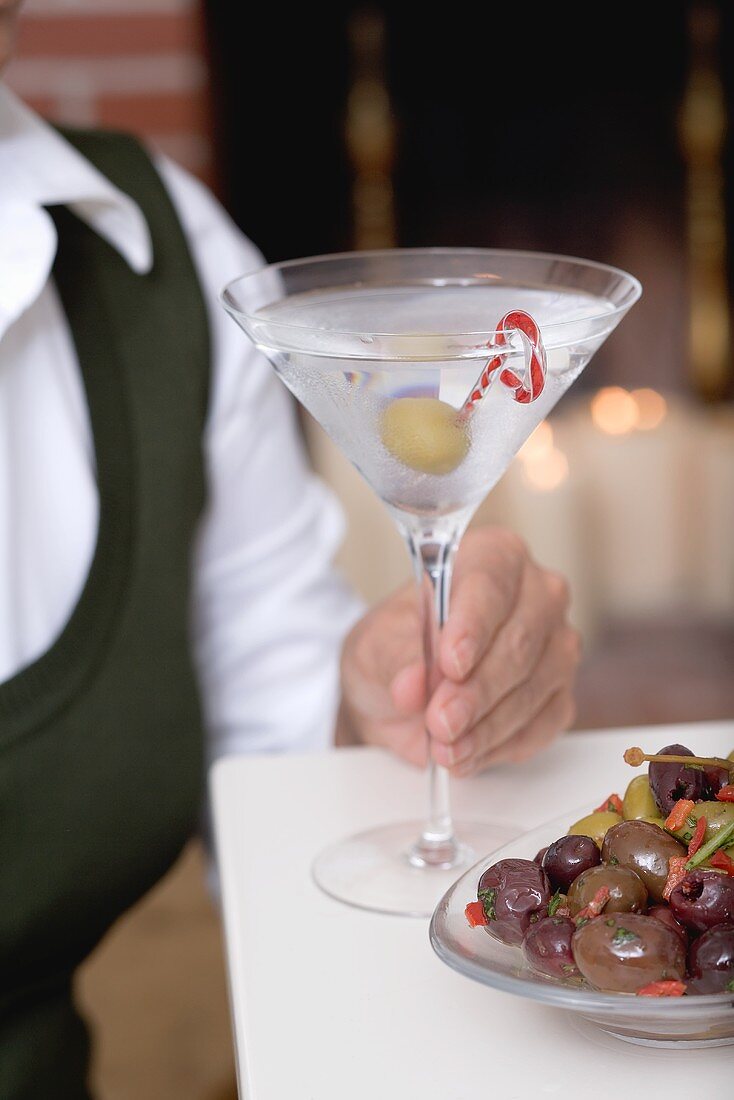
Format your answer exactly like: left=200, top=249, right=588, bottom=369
left=0, top=85, right=362, bottom=765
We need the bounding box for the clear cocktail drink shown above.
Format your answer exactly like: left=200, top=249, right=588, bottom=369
left=222, top=250, right=641, bottom=916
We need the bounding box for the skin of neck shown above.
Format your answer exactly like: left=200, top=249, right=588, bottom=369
left=0, top=0, right=22, bottom=74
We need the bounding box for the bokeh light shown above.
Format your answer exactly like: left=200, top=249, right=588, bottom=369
left=631, top=388, right=668, bottom=431
left=518, top=420, right=553, bottom=461
left=591, top=387, right=639, bottom=436
left=521, top=447, right=570, bottom=492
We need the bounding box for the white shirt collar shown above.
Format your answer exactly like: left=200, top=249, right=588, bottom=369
left=0, top=84, right=152, bottom=274
left=0, top=84, right=153, bottom=338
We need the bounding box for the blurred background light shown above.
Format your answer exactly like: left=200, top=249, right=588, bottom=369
left=591, top=387, right=640, bottom=436
left=631, top=388, right=669, bottom=431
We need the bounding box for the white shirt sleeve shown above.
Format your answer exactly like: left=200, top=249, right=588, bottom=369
left=156, top=157, right=364, bottom=764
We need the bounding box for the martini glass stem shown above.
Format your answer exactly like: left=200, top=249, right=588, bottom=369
left=405, top=527, right=463, bottom=869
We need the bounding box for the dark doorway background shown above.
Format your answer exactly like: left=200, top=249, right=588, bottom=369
left=205, top=3, right=734, bottom=393
left=205, top=4, right=734, bottom=729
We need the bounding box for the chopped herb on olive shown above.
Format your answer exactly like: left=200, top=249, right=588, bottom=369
left=548, top=889, right=564, bottom=917
left=613, top=926, right=640, bottom=944
left=478, top=887, right=496, bottom=921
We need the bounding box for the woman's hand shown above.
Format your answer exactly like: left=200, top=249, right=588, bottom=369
left=337, top=527, right=580, bottom=775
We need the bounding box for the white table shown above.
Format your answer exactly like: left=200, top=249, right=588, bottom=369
left=211, top=722, right=734, bottom=1098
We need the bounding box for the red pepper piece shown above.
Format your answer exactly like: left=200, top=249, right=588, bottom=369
left=716, top=785, right=734, bottom=803
left=637, top=980, right=686, bottom=998
left=710, top=850, right=734, bottom=876
left=665, top=798, right=696, bottom=833
left=687, top=815, right=707, bottom=857
left=465, top=901, right=489, bottom=927
left=662, top=855, right=689, bottom=901
left=594, top=793, right=623, bottom=815
left=575, top=886, right=611, bottom=924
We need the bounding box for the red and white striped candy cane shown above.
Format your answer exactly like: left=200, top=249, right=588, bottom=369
left=462, top=310, right=547, bottom=413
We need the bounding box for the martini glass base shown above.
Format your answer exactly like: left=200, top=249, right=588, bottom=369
left=312, top=820, right=520, bottom=918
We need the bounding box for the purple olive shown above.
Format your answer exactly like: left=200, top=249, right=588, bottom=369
left=687, top=924, right=734, bottom=994
left=533, top=846, right=549, bottom=866
left=669, top=871, right=734, bottom=935
left=542, top=835, right=601, bottom=892
left=477, top=858, right=551, bottom=947
left=648, top=905, right=688, bottom=947
left=648, top=743, right=705, bottom=816
left=703, top=766, right=730, bottom=800
left=523, top=916, right=579, bottom=979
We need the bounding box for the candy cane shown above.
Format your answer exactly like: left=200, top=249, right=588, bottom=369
left=461, top=310, right=547, bottom=413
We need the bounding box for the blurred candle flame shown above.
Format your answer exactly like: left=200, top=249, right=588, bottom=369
left=591, top=387, right=639, bottom=435
left=521, top=447, right=570, bottom=492
left=590, top=386, right=668, bottom=435
left=518, top=421, right=569, bottom=491
left=631, top=388, right=668, bottom=431
left=518, top=420, right=554, bottom=461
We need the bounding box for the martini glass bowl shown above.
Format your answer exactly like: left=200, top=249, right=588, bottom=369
left=221, top=248, right=641, bottom=917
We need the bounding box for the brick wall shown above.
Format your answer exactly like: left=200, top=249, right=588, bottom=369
left=5, top=0, right=214, bottom=187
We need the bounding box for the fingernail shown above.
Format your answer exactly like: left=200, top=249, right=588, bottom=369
left=452, top=636, right=475, bottom=678
left=440, top=696, right=471, bottom=740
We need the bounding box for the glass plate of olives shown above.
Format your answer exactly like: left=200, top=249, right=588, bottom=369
left=430, top=744, right=734, bottom=1048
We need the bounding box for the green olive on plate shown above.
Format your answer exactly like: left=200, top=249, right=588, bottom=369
left=567, top=864, right=648, bottom=916
left=601, top=820, right=686, bottom=904
left=665, top=801, right=734, bottom=846
left=622, top=775, right=659, bottom=821
left=567, top=810, right=622, bottom=848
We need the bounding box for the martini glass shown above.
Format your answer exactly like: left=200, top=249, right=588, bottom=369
left=221, top=248, right=641, bottom=917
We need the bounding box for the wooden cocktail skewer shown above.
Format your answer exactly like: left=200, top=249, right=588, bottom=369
left=624, top=747, right=734, bottom=773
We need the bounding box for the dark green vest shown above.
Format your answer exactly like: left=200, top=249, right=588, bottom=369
left=0, top=132, right=210, bottom=1099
